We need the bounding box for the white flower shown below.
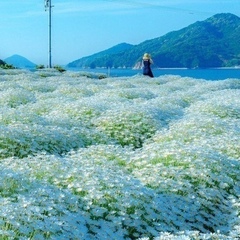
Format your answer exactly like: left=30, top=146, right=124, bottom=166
left=0, top=69, right=239, bottom=239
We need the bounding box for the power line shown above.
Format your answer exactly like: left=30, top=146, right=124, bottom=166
left=100, top=0, right=215, bottom=15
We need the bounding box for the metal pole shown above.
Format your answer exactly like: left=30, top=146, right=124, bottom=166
left=48, top=0, right=52, bottom=68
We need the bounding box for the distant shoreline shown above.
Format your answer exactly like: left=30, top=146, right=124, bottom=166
left=65, top=67, right=240, bottom=80
left=66, top=66, right=240, bottom=70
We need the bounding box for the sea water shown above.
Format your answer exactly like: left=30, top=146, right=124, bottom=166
left=66, top=67, right=240, bottom=80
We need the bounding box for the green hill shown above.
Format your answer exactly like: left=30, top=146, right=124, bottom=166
left=67, top=13, right=240, bottom=69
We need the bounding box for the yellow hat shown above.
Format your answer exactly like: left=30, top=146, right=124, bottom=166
left=143, top=53, right=151, bottom=60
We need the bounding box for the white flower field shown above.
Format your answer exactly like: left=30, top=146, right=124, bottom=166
left=0, top=69, right=239, bottom=239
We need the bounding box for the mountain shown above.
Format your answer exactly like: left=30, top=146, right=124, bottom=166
left=68, top=43, right=133, bottom=68
left=4, top=54, right=36, bottom=68
left=67, top=13, right=240, bottom=69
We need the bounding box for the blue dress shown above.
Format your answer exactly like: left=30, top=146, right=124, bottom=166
left=142, top=59, right=154, bottom=77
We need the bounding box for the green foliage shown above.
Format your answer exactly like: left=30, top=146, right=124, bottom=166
left=0, top=63, right=16, bottom=69
left=94, top=111, right=157, bottom=148
left=36, top=64, right=45, bottom=69
left=54, top=65, right=66, bottom=73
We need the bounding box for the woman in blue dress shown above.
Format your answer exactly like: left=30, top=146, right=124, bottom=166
left=142, top=53, right=154, bottom=78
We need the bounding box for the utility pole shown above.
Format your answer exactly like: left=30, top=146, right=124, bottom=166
left=45, top=0, right=52, bottom=68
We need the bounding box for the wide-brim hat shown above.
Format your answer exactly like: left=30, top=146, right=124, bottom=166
left=143, top=53, right=151, bottom=60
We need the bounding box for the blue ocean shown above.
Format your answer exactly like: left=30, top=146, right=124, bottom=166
left=67, top=67, right=240, bottom=80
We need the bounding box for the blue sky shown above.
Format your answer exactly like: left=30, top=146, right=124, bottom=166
left=1, top=0, right=239, bottom=65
